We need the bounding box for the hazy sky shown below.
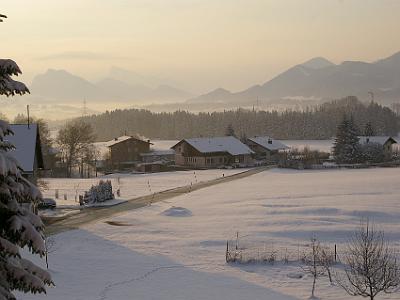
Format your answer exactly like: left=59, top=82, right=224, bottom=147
left=1, top=0, right=400, bottom=93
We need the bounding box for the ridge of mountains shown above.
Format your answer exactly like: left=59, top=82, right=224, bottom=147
left=189, top=51, right=400, bottom=105
left=30, top=68, right=192, bottom=103
left=28, top=51, right=400, bottom=109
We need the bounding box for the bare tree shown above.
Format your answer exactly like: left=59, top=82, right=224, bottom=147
left=56, top=120, right=95, bottom=177
left=319, top=245, right=335, bottom=284
left=44, top=234, right=57, bottom=269
left=337, top=221, right=400, bottom=300
left=302, top=236, right=324, bottom=299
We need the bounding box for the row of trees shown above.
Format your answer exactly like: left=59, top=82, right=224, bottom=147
left=79, top=96, right=399, bottom=141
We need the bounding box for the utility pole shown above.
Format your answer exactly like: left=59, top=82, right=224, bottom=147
left=26, top=105, right=30, bottom=129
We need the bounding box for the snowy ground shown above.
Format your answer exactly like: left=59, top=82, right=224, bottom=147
left=42, top=169, right=246, bottom=207
left=19, top=167, right=400, bottom=300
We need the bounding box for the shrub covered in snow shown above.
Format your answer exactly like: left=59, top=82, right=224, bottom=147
left=279, top=147, right=330, bottom=169
left=83, top=180, right=114, bottom=204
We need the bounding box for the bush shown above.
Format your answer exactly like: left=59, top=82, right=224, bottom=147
left=279, top=147, right=330, bottom=169
left=84, top=180, right=114, bottom=204
left=359, top=142, right=386, bottom=163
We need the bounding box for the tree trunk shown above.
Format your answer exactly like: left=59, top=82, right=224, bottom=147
left=311, top=275, right=316, bottom=298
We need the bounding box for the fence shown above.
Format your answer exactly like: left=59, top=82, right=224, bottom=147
left=225, top=233, right=342, bottom=265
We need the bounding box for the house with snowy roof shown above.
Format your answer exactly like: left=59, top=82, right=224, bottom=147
left=106, top=136, right=152, bottom=169
left=6, top=124, right=44, bottom=183
left=171, top=136, right=254, bottom=168
left=246, top=136, right=289, bottom=162
left=358, top=136, right=397, bottom=160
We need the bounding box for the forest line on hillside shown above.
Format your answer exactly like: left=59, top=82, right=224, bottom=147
left=79, top=96, right=400, bottom=141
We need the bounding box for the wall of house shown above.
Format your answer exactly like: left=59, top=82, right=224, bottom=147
left=110, top=139, right=150, bottom=166
left=245, top=140, right=280, bottom=162
left=383, top=141, right=394, bottom=160
left=142, top=154, right=175, bottom=163
left=173, top=141, right=254, bottom=167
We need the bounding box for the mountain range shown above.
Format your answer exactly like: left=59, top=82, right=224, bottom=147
left=22, top=51, right=400, bottom=120
left=189, top=51, right=400, bottom=105
left=29, top=68, right=192, bottom=103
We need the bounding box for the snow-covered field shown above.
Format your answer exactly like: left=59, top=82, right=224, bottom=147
left=20, top=168, right=400, bottom=300
left=41, top=169, right=247, bottom=207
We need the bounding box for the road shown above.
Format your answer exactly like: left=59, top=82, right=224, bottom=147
left=45, top=166, right=270, bottom=235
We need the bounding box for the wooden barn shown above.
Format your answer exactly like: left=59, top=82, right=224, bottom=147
left=107, top=136, right=152, bottom=168
left=171, top=136, right=254, bottom=168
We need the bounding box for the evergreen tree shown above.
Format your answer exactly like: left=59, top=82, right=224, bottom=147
left=364, top=122, right=375, bottom=136
left=333, top=115, right=361, bottom=163
left=0, top=14, right=53, bottom=299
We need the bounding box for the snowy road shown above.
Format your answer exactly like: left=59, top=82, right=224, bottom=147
left=45, top=167, right=268, bottom=235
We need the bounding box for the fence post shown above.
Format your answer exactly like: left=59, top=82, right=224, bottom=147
left=226, top=240, right=229, bottom=262
left=236, top=231, right=239, bottom=250
left=334, top=244, right=337, bottom=262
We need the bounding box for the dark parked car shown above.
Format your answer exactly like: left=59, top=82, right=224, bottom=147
left=37, top=198, right=57, bottom=209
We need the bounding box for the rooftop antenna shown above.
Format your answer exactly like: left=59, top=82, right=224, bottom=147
left=26, top=104, right=30, bottom=129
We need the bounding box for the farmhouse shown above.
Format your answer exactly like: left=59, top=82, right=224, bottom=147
left=107, top=136, right=152, bottom=168
left=6, top=124, right=44, bottom=183
left=358, top=136, right=397, bottom=160
left=172, top=136, right=254, bottom=168
left=246, top=136, right=289, bottom=162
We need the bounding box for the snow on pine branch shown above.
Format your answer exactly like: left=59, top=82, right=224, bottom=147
left=8, top=214, right=46, bottom=255
left=4, top=259, right=49, bottom=294
left=0, top=237, right=20, bottom=258
left=0, top=152, right=20, bottom=177
left=0, top=74, right=29, bottom=96
left=0, top=59, right=22, bottom=76
left=0, top=120, right=13, bottom=140
left=0, top=60, right=29, bottom=96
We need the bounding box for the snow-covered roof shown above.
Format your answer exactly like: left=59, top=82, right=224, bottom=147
left=358, top=136, right=397, bottom=146
left=248, top=136, right=289, bottom=151
left=105, top=136, right=135, bottom=147
left=5, top=124, right=41, bottom=172
left=106, top=136, right=152, bottom=147
left=174, top=136, right=254, bottom=156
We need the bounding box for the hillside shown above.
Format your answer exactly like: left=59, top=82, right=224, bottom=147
left=80, top=96, right=399, bottom=141
left=189, top=51, right=400, bottom=105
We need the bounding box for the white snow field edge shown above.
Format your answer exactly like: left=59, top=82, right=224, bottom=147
left=41, top=169, right=247, bottom=207
left=19, top=168, right=400, bottom=300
